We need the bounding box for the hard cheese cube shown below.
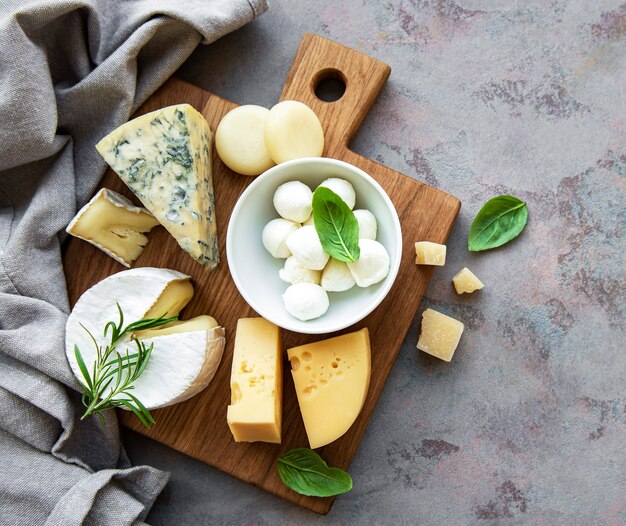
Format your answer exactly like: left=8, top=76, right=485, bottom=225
left=415, top=241, right=446, bottom=266
left=66, top=188, right=159, bottom=267
left=227, top=318, right=282, bottom=443
left=287, top=328, right=371, bottom=449
left=453, top=267, right=484, bottom=294
left=417, top=309, right=464, bottom=362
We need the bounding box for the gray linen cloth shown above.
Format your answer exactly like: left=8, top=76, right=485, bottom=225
left=0, top=1, right=268, bottom=524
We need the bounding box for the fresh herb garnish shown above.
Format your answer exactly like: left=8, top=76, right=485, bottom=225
left=73, top=303, right=177, bottom=429
left=468, top=195, right=528, bottom=252
left=276, top=448, right=353, bottom=497
left=312, top=187, right=360, bottom=262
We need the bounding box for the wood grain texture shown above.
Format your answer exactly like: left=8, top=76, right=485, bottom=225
left=63, top=34, right=460, bottom=514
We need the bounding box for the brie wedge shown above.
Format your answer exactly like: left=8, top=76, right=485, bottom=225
left=65, top=268, right=225, bottom=410
left=66, top=188, right=159, bottom=267
left=96, top=104, right=219, bottom=270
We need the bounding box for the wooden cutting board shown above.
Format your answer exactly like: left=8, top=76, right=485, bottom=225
left=63, top=34, right=460, bottom=514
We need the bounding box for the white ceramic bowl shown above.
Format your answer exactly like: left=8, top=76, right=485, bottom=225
left=226, top=157, right=402, bottom=334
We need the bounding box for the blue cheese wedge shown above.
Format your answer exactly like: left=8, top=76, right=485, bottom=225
left=66, top=188, right=159, bottom=267
left=96, top=104, right=219, bottom=270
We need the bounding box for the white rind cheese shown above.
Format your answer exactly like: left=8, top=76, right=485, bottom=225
left=96, top=104, right=219, bottom=270
left=65, top=267, right=225, bottom=410
left=66, top=188, right=159, bottom=267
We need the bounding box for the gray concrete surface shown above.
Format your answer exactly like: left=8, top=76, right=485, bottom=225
left=124, top=1, right=626, bottom=524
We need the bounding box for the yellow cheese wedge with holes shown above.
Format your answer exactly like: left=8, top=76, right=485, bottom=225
left=287, top=328, right=371, bottom=449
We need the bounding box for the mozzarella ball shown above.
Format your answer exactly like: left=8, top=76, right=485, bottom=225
left=282, top=283, right=329, bottom=321
left=347, top=239, right=390, bottom=287
left=285, top=225, right=329, bottom=270
left=318, top=178, right=356, bottom=209
left=262, top=218, right=299, bottom=258
left=215, top=105, right=274, bottom=176
left=303, top=213, right=314, bottom=226
left=264, top=101, right=324, bottom=164
left=353, top=209, right=377, bottom=240
left=321, top=258, right=355, bottom=292
left=279, top=256, right=321, bottom=285
left=273, top=181, right=313, bottom=223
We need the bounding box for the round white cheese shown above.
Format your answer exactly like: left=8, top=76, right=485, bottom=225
left=285, top=225, right=329, bottom=270
left=262, top=218, right=300, bottom=258
left=353, top=209, right=377, bottom=240
left=65, top=268, right=225, bottom=410
left=279, top=256, right=321, bottom=285
left=317, top=178, right=356, bottom=210
left=282, top=283, right=329, bottom=321
left=264, top=101, right=324, bottom=163
left=347, top=239, right=390, bottom=287
left=273, top=181, right=313, bottom=223
left=215, top=105, right=274, bottom=176
left=321, top=258, right=355, bottom=292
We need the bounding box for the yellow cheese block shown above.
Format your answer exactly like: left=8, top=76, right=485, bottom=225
left=287, top=328, right=371, bottom=449
left=66, top=188, right=159, bottom=267
left=414, top=241, right=446, bottom=266
left=227, top=318, right=282, bottom=443
left=452, top=267, right=484, bottom=294
left=417, top=309, right=464, bottom=362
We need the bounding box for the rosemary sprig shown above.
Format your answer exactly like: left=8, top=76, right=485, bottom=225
left=73, top=303, right=177, bottom=429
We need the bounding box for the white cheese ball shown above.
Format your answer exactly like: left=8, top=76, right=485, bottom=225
left=318, top=178, right=356, bottom=209
left=264, top=101, right=324, bottom=164
left=321, top=258, right=355, bottom=292
left=215, top=105, right=274, bottom=176
left=303, top=213, right=314, bottom=226
left=273, top=181, right=313, bottom=223
left=279, top=256, right=321, bottom=285
left=285, top=225, right=329, bottom=270
left=347, top=239, right=390, bottom=287
left=282, top=283, right=329, bottom=321
left=262, top=218, right=300, bottom=258
left=353, top=209, right=377, bottom=240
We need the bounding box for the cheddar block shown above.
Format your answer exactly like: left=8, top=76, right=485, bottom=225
left=227, top=318, right=282, bottom=443
left=452, top=267, right=484, bottom=294
left=288, top=328, right=371, bottom=449
left=417, top=309, right=464, bottom=362
left=66, top=188, right=159, bottom=267
left=415, top=241, right=446, bottom=266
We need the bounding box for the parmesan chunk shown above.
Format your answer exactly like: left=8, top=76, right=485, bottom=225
left=452, top=267, right=484, bottom=294
left=417, top=308, right=464, bottom=362
left=414, top=241, right=446, bottom=266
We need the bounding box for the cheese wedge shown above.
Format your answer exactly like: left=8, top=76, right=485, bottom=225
left=417, top=308, right=464, bottom=362
left=227, top=318, right=282, bottom=443
left=96, top=104, right=219, bottom=270
left=287, top=328, right=371, bottom=449
left=65, top=268, right=225, bottom=409
left=66, top=188, right=159, bottom=267
left=139, top=315, right=218, bottom=338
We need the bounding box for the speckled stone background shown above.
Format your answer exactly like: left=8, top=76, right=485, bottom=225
left=124, top=1, right=626, bottom=524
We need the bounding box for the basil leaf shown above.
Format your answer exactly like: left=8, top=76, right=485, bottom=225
left=468, top=195, right=528, bottom=252
left=312, top=187, right=360, bottom=262
left=277, top=448, right=353, bottom=497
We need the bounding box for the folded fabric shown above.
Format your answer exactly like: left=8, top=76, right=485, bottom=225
left=0, top=1, right=268, bottom=524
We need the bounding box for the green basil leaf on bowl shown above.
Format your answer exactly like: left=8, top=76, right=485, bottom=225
left=312, top=186, right=360, bottom=262
left=468, top=195, right=528, bottom=252
left=276, top=447, right=353, bottom=497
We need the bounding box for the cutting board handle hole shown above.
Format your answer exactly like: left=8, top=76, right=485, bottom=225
left=312, top=68, right=346, bottom=103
